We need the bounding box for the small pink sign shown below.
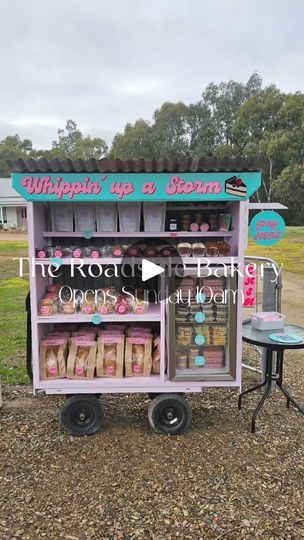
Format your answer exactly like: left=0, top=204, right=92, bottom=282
left=243, top=264, right=256, bottom=307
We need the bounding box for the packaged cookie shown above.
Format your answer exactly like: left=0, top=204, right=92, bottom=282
left=96, top=334, right=125, bottom=378
left=84, top=246, right=101, bottom=259
left=159, top=244, right=176, bottom=257
left=177, top=243, right=192, bottom=258
left=205, top=243, right=219, bottom=257
left=39, top=297, right=58, bottom=316
left=96, top=288, right=117, bottom=315
left=36, top=247, right=48, bottom=259
left=131, top=291, right=149, bottom=315
left=176, top=353, right=188, bottom=369
left=192, top=243, right=206, bottom=257
left=67, top=338, right=97, bottom=379
left=125, top=336, right=152, bottom=377
left=114, top=293, right=132, bottom=315
left=144, top=244, right=158, bottom=258
left=79, top=293, right=96, bottom=315
left=109, top=244, right=125, bottom=257
left=40, top=338, right=67, bottom=379
left=125, top=244, right=141, bottom=257
left=71, top=246, right=84, bottom=258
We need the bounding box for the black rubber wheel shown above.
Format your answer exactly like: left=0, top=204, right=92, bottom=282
left=147, top=393, right=159, bottom=400
left=148, top=393, right=192, bottom=435
left=61, top=395, right=104, bottom=436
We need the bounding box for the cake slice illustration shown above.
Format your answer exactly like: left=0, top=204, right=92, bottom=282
left=225, top=176, right=247, bottom=197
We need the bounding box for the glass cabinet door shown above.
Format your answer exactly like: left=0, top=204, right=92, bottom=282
left=168, top=268, right=237, bottom=381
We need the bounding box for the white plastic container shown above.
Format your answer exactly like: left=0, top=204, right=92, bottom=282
left=143, top=202, right=166, bottom=232
left=96, top=203, right=117, bottom=232
left=74, top=204, right=96, bottom=232
left=50, top=203, right=74, bottom=232
left=251, top=312, right=286, bottom=331
left=118, top=202, right=141, bottom=232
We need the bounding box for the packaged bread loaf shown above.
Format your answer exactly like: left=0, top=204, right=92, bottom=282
left=96, top=333, right=125, bottom=378
left=40, top=338, right=67, bottom=379
left=152, top=336, right=160, bottom=374
left=125, top=335, right=152, bottom=377
left=67, top=338, right=97, bottom=379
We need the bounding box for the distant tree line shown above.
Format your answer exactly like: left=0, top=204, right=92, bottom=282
left=1, top=73, right=303, bottom=224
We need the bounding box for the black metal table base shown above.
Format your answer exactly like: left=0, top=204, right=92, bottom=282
left=239, top=349, right=304, bottom=433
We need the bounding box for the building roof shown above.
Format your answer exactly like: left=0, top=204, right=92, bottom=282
left=7, top=156, right=266, bottom=173
left=0, top=178, right=26, bottom=206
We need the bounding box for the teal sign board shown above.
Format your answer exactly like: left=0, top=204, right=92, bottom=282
left=12, top=172, right=261, bottom=202
left=250, top=210, right=285, bottom=245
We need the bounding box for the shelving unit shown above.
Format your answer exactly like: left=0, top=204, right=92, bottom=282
left=37, top=303, right=161, bottom=323
left=11, top=158, right=262, bottom=435
left=42, top=230, right=233, bottom=238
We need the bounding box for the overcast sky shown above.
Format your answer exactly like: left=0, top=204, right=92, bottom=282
left=1, top=0, right=303, bottom=149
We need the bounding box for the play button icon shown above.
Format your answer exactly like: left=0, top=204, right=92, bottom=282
left=119, top=238, right=185, bottom=301
left=142, top=259, right=164, bottom=282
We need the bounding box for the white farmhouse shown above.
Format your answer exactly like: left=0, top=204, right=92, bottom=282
left=0, top=178, right=27, bottom=229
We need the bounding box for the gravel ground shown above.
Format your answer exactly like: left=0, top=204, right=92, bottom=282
left=1, top=349, right=304, bottom=540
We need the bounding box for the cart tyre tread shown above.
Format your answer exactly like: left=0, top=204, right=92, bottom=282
left=61, top=394, right=103, bottom=437
left=148, top=393, right=192, bottom=435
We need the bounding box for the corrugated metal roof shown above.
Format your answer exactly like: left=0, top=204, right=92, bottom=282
left=7, top=156, right=266, bottom=173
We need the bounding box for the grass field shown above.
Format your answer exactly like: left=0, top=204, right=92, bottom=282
left=0, top=227, right=303, bottom=385
left=247, top=226, right=304, bottom=275
left=0, top=240, right=29, bottom=384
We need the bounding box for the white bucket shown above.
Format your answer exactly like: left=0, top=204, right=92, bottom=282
left=143, top=202, right=166, bottom=232
left=50, top=204, right=74, bottom=232
left=118, top=203, right=141, bottom=232
left=96, top=203, right=117, bottom=232
left=74, top=204, right=96, bottom=232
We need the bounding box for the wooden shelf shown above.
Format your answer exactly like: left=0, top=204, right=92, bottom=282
left=36, top=303, right=161, bottom=323
left=42, top=230, right=232, bottom=238
left=38, top=374, right=162, bottom=390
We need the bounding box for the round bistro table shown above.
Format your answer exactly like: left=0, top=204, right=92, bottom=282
left=240, top=322, right=304, bottom=433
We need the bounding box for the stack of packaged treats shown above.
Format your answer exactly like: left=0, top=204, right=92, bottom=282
left=210, top=325, right=227, bottom=346
left=203, top=347, right=225, bottom=369
left=202, top=277, right=225, bottom=298
left=213, top=303, right=228, bottom=323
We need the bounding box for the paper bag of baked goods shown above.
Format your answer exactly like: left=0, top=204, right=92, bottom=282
left=125, top=336, right=152, bottom=377
left=40, top=338, right=67, bottom=380
left=152, top=336, right=160, bottom=374
left=67, top=339, right=97, bottom=379
left=96, top=334, right=125, bottom=378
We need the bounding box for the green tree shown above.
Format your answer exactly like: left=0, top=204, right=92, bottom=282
left=38, top=119, right=108, bottom=160
left=274, top=165, right=304, bottom=225
left=233, top=88, right=304, bottom=201
left=151, top=102, right=190, bottom=158
left=108, top=119, right=153, bottom=159
left=200, top=73, right=262, bottom=147
left=0, top=135, right=34, bottom=176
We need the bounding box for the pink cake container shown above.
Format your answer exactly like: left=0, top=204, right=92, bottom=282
left=251, top=312, right=286, bottom=331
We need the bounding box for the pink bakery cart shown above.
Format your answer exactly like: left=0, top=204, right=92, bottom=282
left=10, top=157, right=263, bottom=436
